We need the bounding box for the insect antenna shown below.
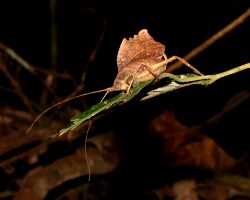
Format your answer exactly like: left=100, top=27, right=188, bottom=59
left=26, top=87, right=112, bottom=134
left=84, top=87, right=119, bottom=181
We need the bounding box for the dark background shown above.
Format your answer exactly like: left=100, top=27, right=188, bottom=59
left=0, top=0, right=249, bottom=198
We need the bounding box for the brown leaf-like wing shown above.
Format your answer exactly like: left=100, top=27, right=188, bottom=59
left=113, top=29, right=166, bottom=90
left=117, top=29, right=165, bottom=71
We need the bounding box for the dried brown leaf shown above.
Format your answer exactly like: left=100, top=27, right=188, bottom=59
left=14, top=132, right=119, bottom=200
left=150, top=111, right=235, bottom=170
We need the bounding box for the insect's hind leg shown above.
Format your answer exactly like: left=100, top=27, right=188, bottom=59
left=167, top=55, right=203, bottom=75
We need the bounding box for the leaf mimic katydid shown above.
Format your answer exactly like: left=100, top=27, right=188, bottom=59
left=26, top=29, right=202, bottom=181
left=26, top=29, right=202, bottom=135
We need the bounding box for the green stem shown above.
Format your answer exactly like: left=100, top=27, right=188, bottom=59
left=212, top=63, right=250, bottom=81
left=161, top=63, right=250, bottom=83
left=142, top=63, right=250, bottom=100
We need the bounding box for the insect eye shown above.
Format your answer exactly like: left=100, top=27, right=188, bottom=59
left=126, top=75, right=133, bottom=84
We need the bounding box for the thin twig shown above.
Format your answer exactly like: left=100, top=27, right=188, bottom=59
left=0, top=110, right=32, bottom=123
left=0, top=59, right=34, bottom=113
left=0, top=43, right=36, bottom=74
left=166, top=8, right=250, bottom=73
left=0, top=43, right=56, bottom=96
left=32, top=67, right=75, bottom=81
